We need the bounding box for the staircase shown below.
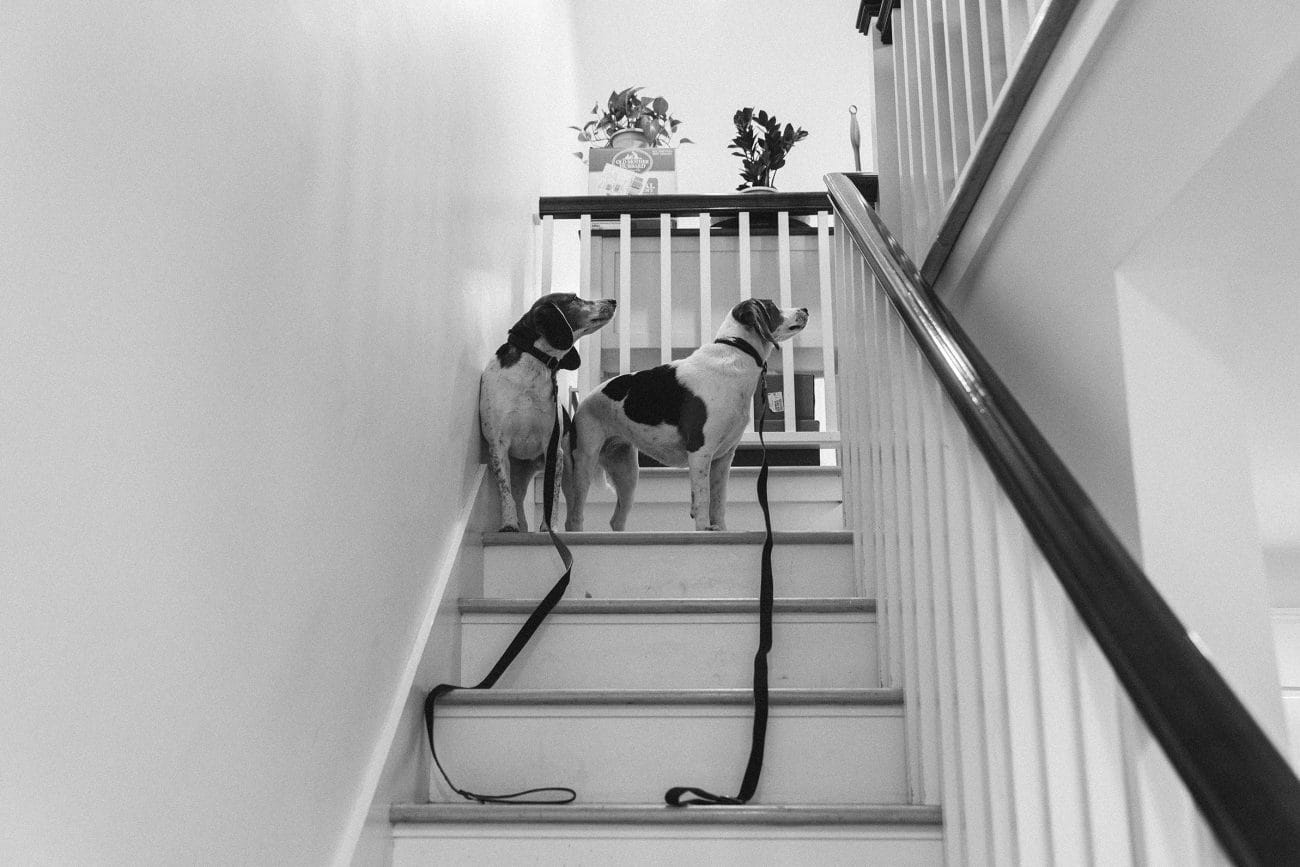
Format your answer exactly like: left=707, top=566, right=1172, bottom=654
left=389, top=465, right=943, bottom=864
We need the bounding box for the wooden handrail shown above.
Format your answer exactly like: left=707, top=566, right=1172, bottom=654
left=826, top=171, right=1300, bottom=865
left=538, top=178, right=877, bottom=222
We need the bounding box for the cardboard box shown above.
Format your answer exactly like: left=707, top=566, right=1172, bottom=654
left=588, top=146, right=677, bottom=195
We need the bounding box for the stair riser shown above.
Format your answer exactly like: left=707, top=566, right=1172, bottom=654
left=483, top=544, right=857, bottom=598
left=460, top=613, right=878, bottom=689
left=539, top=500, right=845, bottom=532
left=538, top=468, right=845, bottom=505
left=429, top=705, right=906, bottom=804
left=393, top=826, right=943, bottom=866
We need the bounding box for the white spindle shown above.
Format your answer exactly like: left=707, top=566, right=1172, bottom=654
left=967, top=440, right=1016, bottom=864
left=919, top=0, right=957, bottom=202
left=941, top=397, right=991, bottom=862
left=1074, top=619, right=1137, bottom=867
left=579, top=214, right=596, bottom=394
left=698, top=213, right=711, bottom=347
left=865, top=273, right=892, bottom=678
left=892, top=319, right=924, bottom=803
left=902, top=337, right=942, bottom=805
left=979, top=0, right=1010, bottom=106
left=999, top=0, right=1030, bottom=71
left=618, top=213, right=631, bottom=375
left=1029, top=550, right=1092, bottom=865
left=904, top=0, right=942, bottom=239
left=920, top=372, right=967, bottom=866
left=956, top=0, right=990, bottom=146
left=939, top=0, right=974, bottom=172
left=777, top=211, right=795, bottom=434
left=816, top=212, right=837, bottom=437
left=539, top=215, right=554, bottom=293
left=660, top=213, right=672, bottom=365
left=994, top=488, right=1052, bottom=866
left=738, top=211, right=752, bottom=300
left=893, top=8, right=927, bottom=258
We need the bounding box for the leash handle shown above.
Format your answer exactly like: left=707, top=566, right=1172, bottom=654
left=665, top=363, right=775, bottom=807
left=424, top=407, right=577, bottom=805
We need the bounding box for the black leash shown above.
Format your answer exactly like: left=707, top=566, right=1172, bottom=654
left=426, top=334, right=778, bottom=807
left=423, top=406, right=577, bottom=805
left=665, top=339, right=775, bottom=807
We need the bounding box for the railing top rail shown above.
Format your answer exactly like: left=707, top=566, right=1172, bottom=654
left=825, top=171, right=1300, bottom=865
left=539, top=177, right=877, bottom=221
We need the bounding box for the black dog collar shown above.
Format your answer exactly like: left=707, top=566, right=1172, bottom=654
left=508, top=325, right=579, bottom=371
left=714, top=336, right=766, bottom=369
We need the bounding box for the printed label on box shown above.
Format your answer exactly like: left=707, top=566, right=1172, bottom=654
left=766, top=391, right=785, bottom=413
left=588, top=147, right=676, bottom=195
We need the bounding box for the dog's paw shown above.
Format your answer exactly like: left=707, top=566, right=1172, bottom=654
left=498, top=524, right=520, bottom=533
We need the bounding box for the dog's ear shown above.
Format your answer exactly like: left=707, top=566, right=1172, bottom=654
left=558, top=348, right=581, bottom=370
left=534, top=303, right=575, bottom=351
left=734, top=298, right=776, bottom=344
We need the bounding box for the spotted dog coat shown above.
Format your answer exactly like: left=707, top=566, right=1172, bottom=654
left=479, top=292, right=616, bottom=532
left=565, top=298, right=808, bottom=532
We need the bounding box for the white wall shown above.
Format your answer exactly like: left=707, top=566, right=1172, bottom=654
left=0, top=2, right=578, bottom=864
left=569, top=0, right=874, bottom=194
left=925, top=0, right=1300, bottom=744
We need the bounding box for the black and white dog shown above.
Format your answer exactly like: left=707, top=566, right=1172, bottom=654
left=564, top=298, right=808, bottom=532
left=480, top=292, right=616, bottom=532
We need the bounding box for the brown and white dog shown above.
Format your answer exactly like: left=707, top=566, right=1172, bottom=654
left=480, top=292, right=616, bottom=532
left=564, top=298, right=808, bottom=532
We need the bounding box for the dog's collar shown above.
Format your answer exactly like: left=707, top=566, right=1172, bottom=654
left=714, top=336, right=766, bottom=369
left=507, top=325, right=579, bottom=371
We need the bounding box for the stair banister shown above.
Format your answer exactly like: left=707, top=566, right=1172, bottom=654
left=825, top=171, right=1300, bottom=865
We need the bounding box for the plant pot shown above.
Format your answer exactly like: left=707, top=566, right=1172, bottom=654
left=741, top=185, right=778, bottom=193
left=609, top=128, right=651, bottom=149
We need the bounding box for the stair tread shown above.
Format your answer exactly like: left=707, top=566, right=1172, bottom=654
left=460, top=596, right=876, bottom=615
left=436, top=688, right=902, bottom=706
left=482, top=530, right=852, bottom=546
left=391, top=802, right=942, bottom=826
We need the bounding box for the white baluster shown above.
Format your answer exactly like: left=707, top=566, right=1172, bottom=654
left=816, top=212, right=837, bottom=437
left=777, top=211, right=796, bottom=434
left=901, top=337, right=942, bottom=805
left=955, top=0, right=990, bottom=147
left=919, top=373, right=968, bottom=865
left=919, top=0, right=957, bottom=204
left=1029, top=549, right=1092, bottom=865
left=1000, top=0, right=1030, bottom=71
left=904, top=0, right=942, bottom=244
left=939, top=0, right=974, bottom=173
left=1074, top=618, right=1137, bottom=866
left=892, top=320, right=924, bottom=803
left=979, top=0, right=1010, bottom=104
left=968, top=447, right=1015, bottom=863
left=738, top=211, right=752, bottom=301
left=893, top=6, right=928, bottom=259
left=579, top=214, right=596, bottom=394
left=618, top=213, right=631, bottom=375
left=993, top=486, right=1052, bottom=865
left=940, top=397, right=991, bottom=863
left=698, top=213, right=712, bottom=348
left=540, top=214, right=554, bottom=294
left=660, top=213, right=672, bottom=366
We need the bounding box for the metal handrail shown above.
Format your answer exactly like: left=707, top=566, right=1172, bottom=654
left=826, top=171, right=1300, bottom=865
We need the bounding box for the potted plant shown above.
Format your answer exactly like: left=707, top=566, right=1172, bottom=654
left=572, top=86, right=693, bottom=151
left=729, top=107, right=809, bottom=191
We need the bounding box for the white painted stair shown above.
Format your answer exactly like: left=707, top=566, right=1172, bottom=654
left=391, top=464, right=943, bottom=863
left=534, top=465, right=846, bottom=532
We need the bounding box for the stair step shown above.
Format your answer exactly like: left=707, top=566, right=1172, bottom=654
left=536, top=465, right=845, bottom=532
left=392, top=802, right=942, bottom=826
left=427, top=688, right=906, bottom=805
left=459, top=597, right=877, bottom=689
left=391, top=804, right=943, bottom=865
left=482, top=531, right=858, bottom=598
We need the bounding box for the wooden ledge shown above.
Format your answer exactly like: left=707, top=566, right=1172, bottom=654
left=392, top=802, right=942, bottom=826
left=459, top=597, right=876, bottom=615
left=434, top=688, right=903, bottom=707
left=481, top=530, right=853, bottom=546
